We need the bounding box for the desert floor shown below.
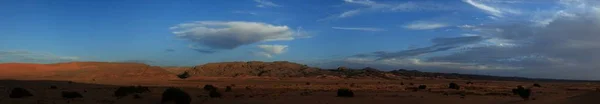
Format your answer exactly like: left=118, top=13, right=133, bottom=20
left=0, top=78, right=599, bottom=104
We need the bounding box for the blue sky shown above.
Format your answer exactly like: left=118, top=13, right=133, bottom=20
left=2, top=0, right=600, bottom=80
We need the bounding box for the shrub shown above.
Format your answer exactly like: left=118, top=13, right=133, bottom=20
left=512, top=86, right=531, bottom=100
left=9, top=87, right=33, bottom=98
left=225, top=86, right=232, bottom=92
left=61, top=91, right=83, bottom=99
left=306, top=82, right=311, bottom=85
left=533, top=83, right=541, bottom=87
left=50, top=85, right=58, bottom=89
left=418, top=85, right=427, bottom=89
left=245, top=86, right=252, bottom=90
left=466, top=81, right=474, bottom=84
left=203, top=84, right=217, bottom=91
left=177, top=71, right=190, bottom=79
left=409, top=83, right=414, bottom=85
left=114, top=86, right=150, bottom=98
left=133, top=94, right=142, bottom=99
left=161, top=88, right=191, bottom=104
left=449, top=83, right=460, bottom=90
left=209, top=90, right=222, bottom=98
left=337, top=88, right=354, bottom=97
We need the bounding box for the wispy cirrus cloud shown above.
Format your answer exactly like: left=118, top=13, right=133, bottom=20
left=320, top=0, right=453, bottom=21
left=332, top=27, right=385, bottom=31
left=254, top=0, right=281, bottom=8
left=232, top=11, right=258, bottom=15
left=462, top=0, right=522, bottom=18
left=403, top=22, right=448, bottom=30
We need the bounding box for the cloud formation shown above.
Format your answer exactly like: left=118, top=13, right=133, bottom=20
left=320, top=0, right=452, bottom=20
left=354, top=36, right=484, bottom=60
left=0, top=50, right=79, bottom=63
left=428, top=0, right=600, bottom=79
left=171, top=21, right=300, bottom=53
left=332, top=27, right=385, bottom=31
left=462, top=0, right=522, bottom=18
left=254, top=0, right=281, bottom=8
left=403, top=22, right=448, bottom=30
left=254, top=44, right=288, bottom=58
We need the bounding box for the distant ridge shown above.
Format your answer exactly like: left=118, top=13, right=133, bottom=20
left=1, top=61, right=598, bottom=82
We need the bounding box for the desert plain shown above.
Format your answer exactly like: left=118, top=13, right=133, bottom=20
left=0, top=61, right=599, bottom=104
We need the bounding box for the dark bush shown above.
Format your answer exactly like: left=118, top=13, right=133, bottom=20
left=209, top=90, right=222, bottom=98
left=203, top=84, right=217, bottom=91
left=61, top=91, right=83, bottom=99
left=466, top=81, right=474, bottom=84
left=245, top=86, right=252, bottom=90
left=225, top=86, right=232, bottom=92
left=306, top=82, right=311, bottom=85
left=409, top=83, right=414, bottom=85
left=400, top=82, right=404, bottom=85
left=50, top=85, right=58, bottom=89
left=337, top=88, right=354, bottom=97
left=533, top=83, right=541, bottom=87
left=9, top=87, right=33, bottom=98
left=418, top=85, right=427, bottom=89
left=133, top=94, right=142, bottom=99
left=114, top=86, right=150, bottom=98
left=177, top=71, right=190, bottom=79
left=512, top=86, right=531, bottom=100
left=449, top=83, right=460, bottom=90
left=161, top=88, right=191, bottom=104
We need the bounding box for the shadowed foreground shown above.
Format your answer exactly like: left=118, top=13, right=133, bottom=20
left=0, top=79, right=599, bottom=104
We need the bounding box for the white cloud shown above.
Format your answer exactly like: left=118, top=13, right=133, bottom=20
left=403, top=22, right=448, bottom=30
left=257, top=44, right=288, bottom=54
left=322, top=1, right=452, bottom=20
left=254, top=0, right=281, bottom=8
left=339, top=9, right=361, bottom=18
left=331, top=27, right=385, bottom=31
left=341, top=57, right=521, bottom=70
left=232, top=11, right=258, bottom=15
left=253, top=51, right=273, bottom=58
left=463, top=0, right=504, bottom=17
left=171, top=21, right=301, bottom=52
left=457, top=25, right=476, bottom=29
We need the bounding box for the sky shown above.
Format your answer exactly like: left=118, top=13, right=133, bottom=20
left=1, top=0, right=600, bottom=80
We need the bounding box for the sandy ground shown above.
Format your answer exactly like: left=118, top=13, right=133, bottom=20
left=1, top=78, right=599, bottom=104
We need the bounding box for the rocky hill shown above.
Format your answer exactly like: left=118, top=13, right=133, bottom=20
left=185, top=61, right=321, bottom=77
